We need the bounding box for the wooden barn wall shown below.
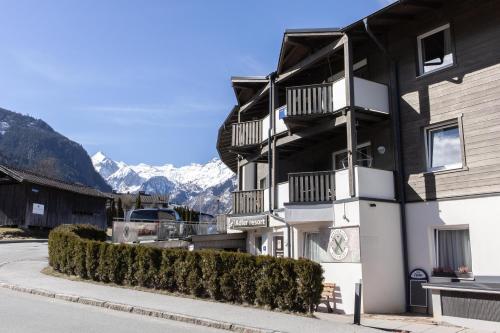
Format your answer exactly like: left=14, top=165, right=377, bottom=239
left=387, top=0, right=500, bottom=201
left=20, top=183, right=107, bottom=229
left=0, top=183, right=28, bottom=226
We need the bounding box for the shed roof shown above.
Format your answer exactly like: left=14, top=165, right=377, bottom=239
left=0, top=165, right=111, bottom=199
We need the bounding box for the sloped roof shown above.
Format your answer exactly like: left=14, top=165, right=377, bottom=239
left=0, top=165, right=111, bottom=199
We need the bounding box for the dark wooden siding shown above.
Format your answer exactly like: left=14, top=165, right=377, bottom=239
left=0, top=182, right=107, bottom=229
left=0, top=183, right=28, bottom=225
left=387, top=0, right=500, bottom=201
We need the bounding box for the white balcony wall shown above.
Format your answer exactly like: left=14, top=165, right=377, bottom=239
left=331, top=77, right=389, bottom=114
left=241, top=162, right=256, bottom=191
left=261, top=115, right=271, bottom=142
left=275, top=106, right=288, bottom=135
left=277, top=182, right=289, bottom=209
left=262, top=107, right=287, bottom=143
left=264, top=187, right=270, bottom=212
left=335, top=166, right=395, bottom=200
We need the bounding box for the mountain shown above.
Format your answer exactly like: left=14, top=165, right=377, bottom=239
left=92, top=152, right=236, bottom=215
left=0, top=108, right=111, bottom=192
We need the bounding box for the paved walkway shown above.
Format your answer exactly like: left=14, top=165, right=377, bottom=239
left=0, top=242, right=492, bottom=333
left=0, top=242, right=377, bottom=333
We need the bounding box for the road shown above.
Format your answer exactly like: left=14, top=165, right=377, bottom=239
left=0, top=287, right=225, bottom=333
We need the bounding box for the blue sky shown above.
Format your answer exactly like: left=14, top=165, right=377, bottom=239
left=0, top=0, right=392, bottom=166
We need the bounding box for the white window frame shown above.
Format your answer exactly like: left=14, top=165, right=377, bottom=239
left=417, top=23, right=454, bottom=76
left=332, top=141, right=372, bottom=170
left=432, top=225, right=472, bottom=274
left=424, top=119, right=464, bottom=173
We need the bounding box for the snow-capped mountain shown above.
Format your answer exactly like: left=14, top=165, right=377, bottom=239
left=91, top=152, right=236, bottom=215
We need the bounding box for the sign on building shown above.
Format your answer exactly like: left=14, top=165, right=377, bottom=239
left=325, top=226, right=360, bottom=263
left=409, top=268, right=429, bottom=310
left=32, top=203, right=45, bottom=215
left=228, top=215, right=268, bottom=230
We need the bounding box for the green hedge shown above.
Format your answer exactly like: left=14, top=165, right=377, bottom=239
left=48, top=224, right=324, bottom=313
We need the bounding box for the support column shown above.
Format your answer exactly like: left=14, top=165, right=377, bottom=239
left=268, top=72, right=277, bottom=211
left=344, top=34, right=357, bottom=197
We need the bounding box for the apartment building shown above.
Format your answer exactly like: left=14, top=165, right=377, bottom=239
left=216, top=0, right=500, bottom=329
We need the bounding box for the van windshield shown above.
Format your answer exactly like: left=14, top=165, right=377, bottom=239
left=130, top=210, right=178, bottom=221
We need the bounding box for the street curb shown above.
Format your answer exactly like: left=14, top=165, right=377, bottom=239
left=0, top=282, right=279, bottom=333
left=0, top=239, right=48, bottom=244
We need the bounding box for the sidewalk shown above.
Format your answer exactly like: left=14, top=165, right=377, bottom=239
left=0, top=242, right=376, bottom=333
left=0, top=242, right=489, bottom=333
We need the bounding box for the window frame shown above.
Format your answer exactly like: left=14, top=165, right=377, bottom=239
left=433, top=226, right=473, bottom=277
left=332, top=141, right=372, bottom=170
left=424, top=117, right=466, bottom=173
left=417, top=23, right=455, bottom=76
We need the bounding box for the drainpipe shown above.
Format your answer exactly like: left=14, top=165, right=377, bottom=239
left=363, top=18, right=410, bottom=311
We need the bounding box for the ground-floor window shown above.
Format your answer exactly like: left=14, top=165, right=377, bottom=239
left=255, top=236, right=263, bottom=255
left=434, top=228, right=472, bottom=276
left=304, top=232, right=328, bottom=263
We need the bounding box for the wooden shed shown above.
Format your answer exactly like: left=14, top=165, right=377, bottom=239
left=0, top=165, right=110, bottom=229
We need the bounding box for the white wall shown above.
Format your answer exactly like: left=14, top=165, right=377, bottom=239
left=323, top=263, right=363, bottom=314
left=359, top=200, right=405, bottom=313
left=335, top=167, right=395, bottom=201
left=277, top=182, right=289, bottom=209
left=331, top=77, right=389, bottom=114
left=285, top=203, right=334, bottom=224
left=241, top=163, right=256, bottom=191
left=406, top=195, right=500, bottom=279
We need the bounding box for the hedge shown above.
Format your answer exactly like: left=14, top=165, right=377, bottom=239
left=48, top=224, right=324, bottom=313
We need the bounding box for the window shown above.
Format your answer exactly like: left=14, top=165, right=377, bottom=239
left=435, top=228, right=472, bottom=274
left=304, top=232, right=328, bottom=263
left=255, top=236, right=263, bottom=255
left=417, top=24, right=454, bottom=75
left=333, top=142, right=372, bottom=170
left=425, top=122, right=463, bottom=172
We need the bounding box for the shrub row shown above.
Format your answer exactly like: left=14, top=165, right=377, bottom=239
left=48, top=224, right=324, bottom=313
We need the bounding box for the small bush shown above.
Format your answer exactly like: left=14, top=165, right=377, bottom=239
left=48, top=224, right=324, bottom=313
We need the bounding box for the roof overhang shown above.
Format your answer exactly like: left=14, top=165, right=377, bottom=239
left=216, top=106, right=239, bottom=172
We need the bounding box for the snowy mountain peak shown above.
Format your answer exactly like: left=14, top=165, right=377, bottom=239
left=91, top=153, right=236, bottom=215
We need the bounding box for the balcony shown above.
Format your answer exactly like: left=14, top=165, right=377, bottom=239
left=232, top=189, right=264, bottom=215
left=288, top=170, right=335, bottom=204
left=231, top=107, right=288, bottom=150
left=285, top=77, right=389, bottom=130
left=231, top=120, right=262, bottom=148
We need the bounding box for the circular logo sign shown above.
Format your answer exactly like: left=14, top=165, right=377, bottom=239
left=329, top=229, right=349, bottom=261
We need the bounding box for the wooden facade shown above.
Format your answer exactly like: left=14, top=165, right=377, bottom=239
left=0, top=166, right=109, bottom=229
left=386, top=0, right=500, bottom=201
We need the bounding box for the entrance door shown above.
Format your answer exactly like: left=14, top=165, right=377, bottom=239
left=274, top=236, right=284, bottom=257
left=333, top=142, right=373, bottom=170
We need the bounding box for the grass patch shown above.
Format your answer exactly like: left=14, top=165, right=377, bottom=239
left=0, top=227, right=49, bottom=240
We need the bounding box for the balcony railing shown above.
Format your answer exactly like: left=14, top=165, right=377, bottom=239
left=288, top=170, right=335, bottom=203
left=286, top=83, right=334, bottom=117
left=231, top=120, right=262, bottom=147
left=286, top=77, right=390, bottom=118
left=232, top=189, right=264, bottom=215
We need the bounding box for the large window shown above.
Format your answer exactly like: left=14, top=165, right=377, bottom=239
left=435, top=228, right=472, bottom=274
left=425, top=122, right=463, bottom=172
left=304, top=232, right=328, bottom=263
left=417, top=24, right=454, bottom=75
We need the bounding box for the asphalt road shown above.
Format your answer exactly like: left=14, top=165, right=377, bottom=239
left=0, top=287, right=225, bottom=333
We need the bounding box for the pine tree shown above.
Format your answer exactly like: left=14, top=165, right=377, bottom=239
left=117, top=198, right=124, bottom=218
left=135, top=195, right=143, bottom=209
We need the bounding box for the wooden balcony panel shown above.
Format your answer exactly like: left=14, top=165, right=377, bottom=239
left=231, top=120, right=262, bottom=147
left=288, top=170, right=335, bottom=203
left=232, top=189, right=264, bottom=215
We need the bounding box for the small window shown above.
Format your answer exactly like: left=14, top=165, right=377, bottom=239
left=426, top=122, right=463, bottom=172
left=434, top=228, right=472, bottom=276
left=417, top=24, right=454, bottom=75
